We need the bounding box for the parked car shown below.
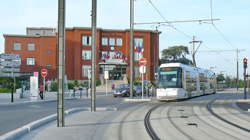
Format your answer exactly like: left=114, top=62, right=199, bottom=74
left=133, top=86, right=146, bottom=96
left=113, top=84, right=129, bottom=97
left=113, top=84, right=136, bottom=97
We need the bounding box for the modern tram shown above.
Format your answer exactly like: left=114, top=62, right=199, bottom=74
left=156, top=63, right=217, bottom=100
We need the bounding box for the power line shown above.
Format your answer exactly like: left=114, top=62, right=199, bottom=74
left=147, top=0, right=193, bottom=39
left=209, top=0, right=236, bottom=49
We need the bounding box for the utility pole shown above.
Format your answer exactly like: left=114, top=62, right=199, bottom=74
left=236, top=48, right=239, bottom=91
left=91, top=0, right=97, bottom=112
left=130, top=0, right=134, bottom=98
left=189, top=36, right=202, bottom=67
left=57, top=0, right=65, bottom=127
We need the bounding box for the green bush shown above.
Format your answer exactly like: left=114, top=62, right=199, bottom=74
left=96, top=80, right=101, bottom=86
left=0, top=88, right=12, bottom=93
left=68, top=82, right=74, bottom=90
left=133, top=80, right=141, bottom=86
left=51, top=81, right=58, bottom=91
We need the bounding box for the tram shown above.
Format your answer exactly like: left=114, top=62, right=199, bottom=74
left=156, top=63, right=216, bottom=100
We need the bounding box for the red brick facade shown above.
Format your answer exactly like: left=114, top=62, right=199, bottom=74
left=4, top=27, right=160, bottom=81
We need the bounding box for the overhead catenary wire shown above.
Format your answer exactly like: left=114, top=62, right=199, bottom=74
left=147, top=0, right=193, bottom=39
left=147, top=0, right=232, bottom=65
left=209, top=0, right=236, bottom=49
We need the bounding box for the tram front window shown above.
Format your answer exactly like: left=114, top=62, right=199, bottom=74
left=158, top=67, right=182, bottom=88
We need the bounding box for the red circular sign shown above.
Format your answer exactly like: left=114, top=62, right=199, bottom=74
left=41, top=69, right=48, bottom=77
left=139, top=58, right=147, bottom=66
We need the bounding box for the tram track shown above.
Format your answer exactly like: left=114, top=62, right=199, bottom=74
left=144, top=103, right=163, bottom=140
left=206, top=98, right=250, bottom=133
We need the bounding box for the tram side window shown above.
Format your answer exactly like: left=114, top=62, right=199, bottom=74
left=186, top=71, right=196, bottom=92
left=158, top=67, right=182, bottom=88
left=199, top=73, right=207, bottom=91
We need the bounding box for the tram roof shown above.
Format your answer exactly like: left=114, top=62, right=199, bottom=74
left=160, top=63, right=215, bottom=76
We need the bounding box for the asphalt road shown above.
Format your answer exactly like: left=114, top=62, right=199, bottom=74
left=0, top=93, right=124, bottom=136
left=8, top=89, right=250, bottom=140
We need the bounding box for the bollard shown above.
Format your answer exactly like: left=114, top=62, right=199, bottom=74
left=86, top=88, right=88, bottom=98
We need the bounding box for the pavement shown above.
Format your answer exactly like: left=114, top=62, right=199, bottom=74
left=1, top=88, right=250, bottom=140
left=0, top=89, right=110, bottom=105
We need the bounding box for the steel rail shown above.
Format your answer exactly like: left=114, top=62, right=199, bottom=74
left=206, top=99, right=250, bottom=133
left=144, top=104, right=163, bottom=140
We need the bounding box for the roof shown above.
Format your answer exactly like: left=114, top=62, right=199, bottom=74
left=3, top=27, right=161, bottom=38
left=160, top=63, right=215, bottom=75
left=3, top=34, right=56, bottom=38
left=66, top=27, right=161, bottom=33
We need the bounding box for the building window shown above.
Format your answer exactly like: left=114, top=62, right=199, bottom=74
left=82, top=65, right=91, bottom=77
left=26, top=58, right=35, bottom=65
left=82, top=50, right=91, bottom=60
left=109, top=38, right=115, bottom=46
left=82, top=35, right=91, bottom=46
left=102, top=37, right=108, bottom=46
left=116, top=38, right=123, bottom=46
left=13, top=42, right=21, bottom=50
left=27, top=43, right=35, bottom=51
left=47, top=50, right=52, bottom=54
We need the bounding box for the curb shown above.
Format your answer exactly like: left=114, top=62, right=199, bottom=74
left=0, top=107, right=84, bottom=140
left=0, top=106, right=118, bottom=140
left=124, top=98, right=152, bottom=102
left=0, top=98, right=77, bottom=107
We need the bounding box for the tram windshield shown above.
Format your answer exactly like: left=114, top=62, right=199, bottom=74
left=158, top=67, right=182, bottom=88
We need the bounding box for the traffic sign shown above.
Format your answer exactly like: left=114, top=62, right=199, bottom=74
left=139, top=58, right=147, bottom=66
left=0, top=68, right=20, bottom=72
left=0, top=72, right=31, bottom=77
left=41, top=69, right=48, bottom=77
left=0, top=54, right=20, bottom=60
left=0, top=61, right=21, bottom=67
left=139, top=66, right=146, bottom=74
left=104, top=71, right=109, bottom=79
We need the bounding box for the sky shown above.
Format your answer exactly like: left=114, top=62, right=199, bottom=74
left=0, top=0, right=249, bottom=79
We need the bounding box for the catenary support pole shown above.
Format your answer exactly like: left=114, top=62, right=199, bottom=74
left=91, top=0, right=97, bottom=112
left=236, top=48, right=239, bottom=91
left=57, top=0, right=65, bottom=127
left=130, top=0, right=134, bottom=98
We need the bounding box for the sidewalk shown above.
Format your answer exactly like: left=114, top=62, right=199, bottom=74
left=0, top=89, right=114, bottom=105
left=19, top=108, right=120, bottom=140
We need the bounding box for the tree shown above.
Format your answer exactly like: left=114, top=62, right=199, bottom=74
left=216, top=74, right=225, bottom=83
left=160, top=45, right=193, bottom=65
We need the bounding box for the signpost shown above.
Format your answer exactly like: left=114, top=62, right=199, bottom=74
left=0, top=53, right=21, bottom=103
left=104, top=71, right=109, bottom=96
left=41, top=69, right=48, bottom=100
left=139, top=58, right=147, bottom=99
left=0, top=68, right=20, bottom=73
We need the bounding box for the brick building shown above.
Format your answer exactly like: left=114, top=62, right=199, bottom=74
left=4, top=27, right=160, bottom=82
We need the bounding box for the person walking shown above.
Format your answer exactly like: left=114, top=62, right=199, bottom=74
left=39, top=85, right=44, bottom=100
